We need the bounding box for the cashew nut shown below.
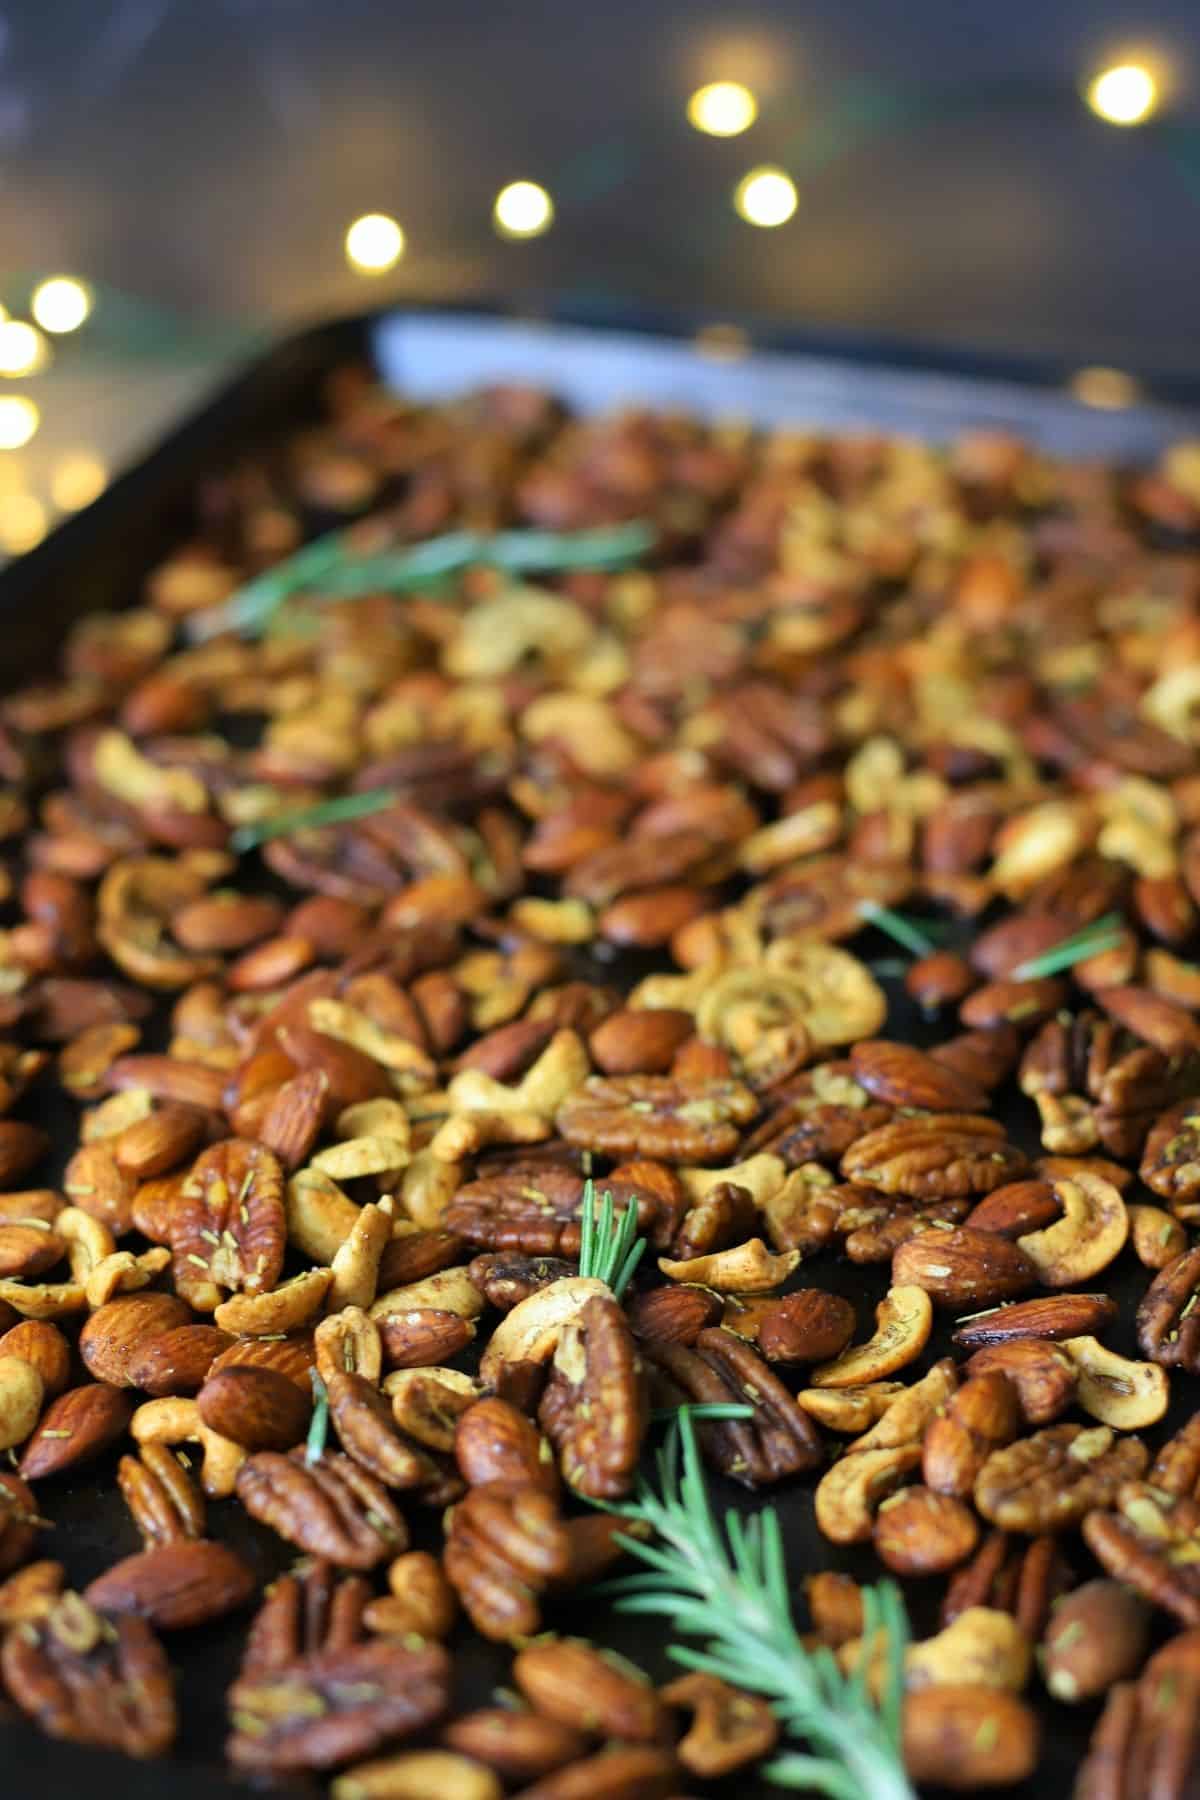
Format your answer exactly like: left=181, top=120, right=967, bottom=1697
left=658, top=1239, right=800, bottom=1292
left=307, top=998, right=436, bottom=1078
left=315, top=1307, right=383, bottom=1387
left=56, top=1207, right=116, bottom=1282
left=814, top=1444, right=922, bottom=1544
left=905, top=1607, right=1032, bottom=1693
left=811, top=1286, right=933, bottom=1388
left=214, top=1266, right=333, bottom=1335
left=0, top=1354, right=43, bottom=1449
left=797, top=1384, right=906, bottom=1435
left=478, top=1276, right=609, bottom=1383
left=287, top=1169, right=361, bottom=1263
left=383, top=1367, right=481, bottom=1451
left=677, top=1155, right=786, bottom=1210
left=397, top=1150, right=462, bottom=1230
left=1017, top=1172, right=1127, bottom=1286
left=310, top=1136, right=411, bottom=1181
left=428, top=1109, right=550, bottom=1163
left=84, top=1246, right=171, bottom=1309
left=328, top=1200, right=394, bottom=1313
left=1063, top=1335, right=1169, bottom=1430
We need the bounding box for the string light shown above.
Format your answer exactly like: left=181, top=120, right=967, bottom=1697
left=687, top=81, right=758, bottom=137
left=344, top=214, right=405, bottom=274
left=1087, top=63, right=1158, bottom=125
left=0, top=494, right=47, bottom=554
left=1070, top=366, right=1142, bottom=409
left=734, top=166, right=798, bottom=227
left=31, top=277, right=92, bottom=333
left=0, top=397, right=39, bottom=449
left=51, top=452, right=109, bottom=511
left=493, top=180, right=555, bottom=239
left=0, top=321, right=49, bottom=377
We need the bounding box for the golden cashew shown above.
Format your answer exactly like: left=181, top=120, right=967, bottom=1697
left=678, top=1155, right=786, bottom=1210
left=314, top=1307, right=383, bottom=1387
left=1017, top=1172, right=1127, bottom=1286
left=1128, top=1203, right=1187, bottom=1270
left=307, top=998, right=436, bottom=1079
left=397, top=1150, right=462, bottom=1229
left=310, top=1137, right=411, bottom=1181
left=337, top=1099, right=412, bottom=1143
left=130, top=1395, right=244, bottom=1498
left=56, top=1207, right=117, bottom=1282
left=383, top=1368, right=480, bottom=1451
left=797, top=1384, right=907, bottom=1435
left=1062, top=1335, right=1169, bottom=1430
left=507, top=897, right=595, bottom=944
left=328, top=1201, right=394, bottom=1313
left=906, top=1607, right=1031, bottom=1693
left=811, top=1286, right=934, bottom=1388
left=370, top=1267, right=484, bottom=1324
left=478, top=1276, right=609, bottom=1384
left=287, top=1169, right=361, bottom=1263
left=0, top=1278, right=86, bottom=1320
left=760, top=941, right=887, bottom=1046
left=428, top=1109, right=550, bottom=1163
left=84, top=1246, right=170, bottom=1309
left=737, top=802, right=843, bottom=875
left=814, top=1444, right=922, bottom=1544
left=333, top=1751, right=502, bottom=1800
left=657, top=1239, right=800, bottom=1292
left=81, top=1088, right=155, bottom=1142
left=0, top=1354, right=43, bottom=1449
left=214, top=1266, right=333, bottom=1335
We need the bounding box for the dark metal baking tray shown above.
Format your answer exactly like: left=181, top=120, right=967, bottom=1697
left=2, top=301, right=1198, bottom=1797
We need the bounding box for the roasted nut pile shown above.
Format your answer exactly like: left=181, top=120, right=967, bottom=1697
left=1, top=383, right=1200, bottom=1795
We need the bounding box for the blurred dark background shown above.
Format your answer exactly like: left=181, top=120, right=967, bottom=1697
left=0, top=0, right=1197, bottom=555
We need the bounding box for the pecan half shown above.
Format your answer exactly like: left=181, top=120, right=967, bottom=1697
left=975, top=1424, right=1148, bottom=1533
left=1137, top=1245, right=1200, bottom=1371
left=444, top=1482, right=571, bottom=1641
left=170, top=1138, right=285, bottom=1311
left=239, top=1560, right=370, bottom=1679
left=1141, top=1101, right=1200, bottom=1219
left=2, top=1591, right=176, bottom=1756
left=118, top=1443, right=205, bottom=1545
left=236, top=1449, right=408, bottom=1569
left=1084, top=1483, right=1200, bottom=1625
left=538, top=1294, right=647, bottom=1500
left=841, top=1113, right=1027, bottom=1198
left=556, top=1075, right=757, bottom=1162
left=652, top=1327, right=822, bottom=1487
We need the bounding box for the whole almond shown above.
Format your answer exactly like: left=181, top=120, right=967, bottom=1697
left=20, top=1382, right=134, bottom=1478
left=276, top=1023, right=391, bottom=1109
left=107, top=1054, right=226, bottom=1112
left=589, top=1009, right=695, bottom=1076
left=874, top=1486, right=979, bottom=1576
left=226, top=934, right=316, bottom=994
left=513, top=1637, right=668, bottom=1742
left=626, top=1285, right=723, bottom=1349
left=850, top=1041, right=987, bottom=1112
left=952, top=1293, right=1118, bottom=1348
left=1040, top=1580, right=1150, bottom=1701
left=441, top=1709, right=588, bottom=1784
left=599, top=885, right=710, bottom=948
left=757, top=1290, right=857, bottom=1364
left=965, top=1181, right=1060, bottom=1239
left=455, top=1398, right=557, bottom=1493
left=959, top=978, right=1067, bottom=1030
left=964, top=1340, right=1078, bottom=1424
left=377, top=1231, right=469, bottom=1294
left=970, top=914, right=1066, bottom=978
left=85, top=1538, right=256, bottom=1628
left=209, top=1334, right=315, bottom=1388
left=454, top=1019, right=556, bottom=1081
left=257, top=1068, right=330, bottom=1171
left=0, top=1321, right=71, bottom=1399
left=196, top=1365, right=311, bottom=1450
left=80, top=1292, right=191, bottom=1387
left=171, top=893, right=283, bottom=954
left=284, top=896, right=371, bottom=958
left=892, top=1230, right=1037, bottom=1309
left=113, top=1103, right=206, bottom=1178
left=126, top=1324, right=235, bottom=1396
left=378, top=1310, right=475, bottom=1370
left=1098, top=985, right=1200, bottom=1057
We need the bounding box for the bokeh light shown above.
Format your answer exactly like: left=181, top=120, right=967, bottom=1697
left=0, top=494, right=47, bottom=554
left=0, top=397, right=39, bottom=449
left=1070, top=366, right=1142, bottom=409
left=31, top=277, right=92, bottom=333
left=693, top=323, right=752, bottom=362
left=687, top=81, right=758, bottom=137
left=344, top=214, right=405, bottom=274
left=1087, top=63, right=1158, bottom=125
left=493, top=180, right=555, bottom=239
left=0, top=321, right=49, bottom=376
left=734, top=166, right=798, bottom=227
left=51, top=452, right=109, bottom=511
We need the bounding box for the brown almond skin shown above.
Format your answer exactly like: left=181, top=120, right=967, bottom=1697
left=952, top=1293, right=1118, bottom=1348
left=959, top=978, right=1067, bottom=1030
left=0, top=1321, right=71, bottom=1400
left=113, top=1103, right=206, bottom=1178
left=626, top=1285, right=722, bottom=1349
left=454, top=1019, right=556, bottom=1081
left=965, top=1180, right=1060, bottom=1239
left=85, top=1539, right=256, bottom=1629
left=903, top=1686, right=1038, bottom=1789
left=757, top=1290, right=857, bottom=1365
left=1041, top=1579, right=1150, bottom=1702
left=196, top=1365, right=311, bottom=1451
left=964, top=1341, right=1078, bottom=1425
left=442, top=1708, right=588, bottom=1783
left=208, top=1334, right=315, bottom=1388
left=589, top=1009, right=695, bottom=1076
left=905, top=952, right=975, bottom=1011
left=125, top=1325, right=235, bottom=1396
left=849, top=1040, right=987, bottom=1112
left=599, top=886, right=710, bottom=948
left=513, top=1638, right=669, bottom=1743
left=80, top=1293, right=192, bottom=1388
left=874, top=1487, right=979, bottom=1576
left=19, top=1383, right=134, bottom=1479
left=455, top=1398, right=558, bottom=1494
left=1098, top=985, right=1200, bottom=1057
left=378, top=1310, right=474, bottom=1369
left=892, top=1230, right=1037, bottom=1309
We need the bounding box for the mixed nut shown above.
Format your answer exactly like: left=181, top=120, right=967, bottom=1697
left=1, top=377, right=1200, bottom=1794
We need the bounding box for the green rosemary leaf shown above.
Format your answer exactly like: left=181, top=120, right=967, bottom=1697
left=857, top=901, right=937, bottom=958
left=306, top=1369, right=330, bottom=1465
left=231, top=787, right=399, bottom=853
left=611, top=1234, right=647, bottom=1300
left=195, top=519, right=655, bottom=639
left=1012, top=912, right=1125, bottom=979
left=648, top=1404, right=755, bottom=1423
left=577, top=1177, right=646, bottom=1292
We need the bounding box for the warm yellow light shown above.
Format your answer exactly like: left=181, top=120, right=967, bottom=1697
left=734, top=166, right=798, bottom=227
left=344, top=214, right=405, bottom=274
left=0, top=397, right=39, bottom=449
left=693, top=323, right=751, bottom=362
left=51, top=451, right=109, bottom=511
left=687, top=81, right=758, bottom=137
left=0, top=494, right=47, bottom=554
left=1087, top=63, right=1158, bottom=125
left=493, top=180, right=555, bottom=239
left=31, top=277, right=92, bottom=333
left=1070, top=366, right=1142, bottom=410
left=0, top=321, right=49, bottom=377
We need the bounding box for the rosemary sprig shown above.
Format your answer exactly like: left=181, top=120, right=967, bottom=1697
left=192, top=519, right=656, bottom=640
left=857, top=901, right=937, bottom=959
left=306, top=1369, right=330, bottom=1465
left=649, top=1404, right=754, bottom=1423
left=1012, top=911, right=1125, bottom=980
left=230, top=787, right=399, bottom=853
left=601, top=1411, right=915, bottom=1800
left=576, top=1177, right=646, bottom=1299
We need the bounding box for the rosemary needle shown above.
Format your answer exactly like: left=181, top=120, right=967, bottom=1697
left=576, top=1177, right=647, bottom=1298
left=231, top=787, right=399, bottom=853
left=857, top=901, right=937, bottom=959
left=1011, top=912, right=1125, bottom=980
left=306, top=1369, right=330, bottom=1465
